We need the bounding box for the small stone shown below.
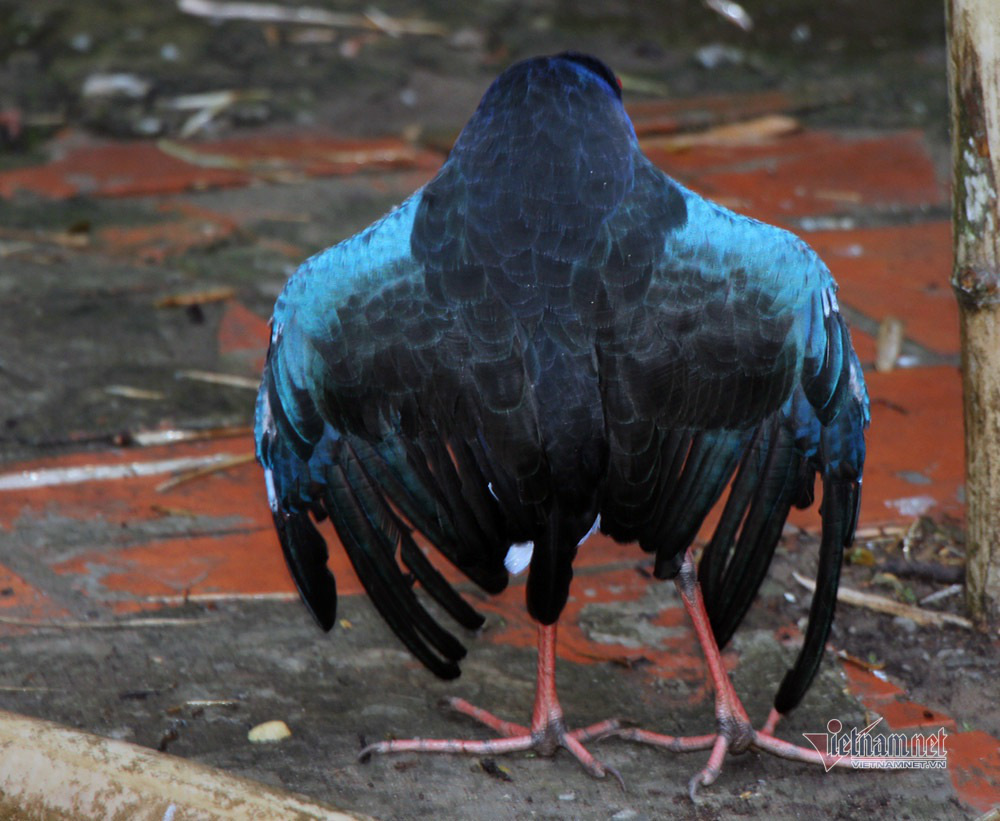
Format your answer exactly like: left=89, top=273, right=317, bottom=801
left=248, top=719, right=292, bottom=743
left=449, top=27, right=486, bottom=51
left=790, top=23, right=811, bottom=44
left=892, top=616, right=918, bottom=634
left=695, top=43, right=746, bottom=70
left=81, top=72, right=152, bottom=99
left=558, top=792, right=575, bottom=801
left=70, top=33, right=93, bottom=53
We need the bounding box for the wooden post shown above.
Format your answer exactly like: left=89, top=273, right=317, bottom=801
left=947, top=0, right=1000, bottom=629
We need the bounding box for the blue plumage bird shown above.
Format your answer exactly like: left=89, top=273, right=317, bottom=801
left=255, top=52, right=869, bottom=794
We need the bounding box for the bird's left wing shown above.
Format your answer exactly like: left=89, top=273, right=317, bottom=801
left=255, top=194, right=513, bottom=679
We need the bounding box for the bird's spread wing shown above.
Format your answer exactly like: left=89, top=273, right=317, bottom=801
left=257, top=150, right=869, bottom=708
left=594, top=158, right=868, bottom=713
left=257, top=194, right=522, bottom=679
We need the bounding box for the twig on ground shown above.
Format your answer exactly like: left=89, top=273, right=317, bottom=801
left=835, top=649, right=886, bottom=672
left=126, top=424, right=253, bottom=447
left=880, top=558, right=964, bottom=585
left=792, top=571, right=973, bottom=630
left=104, top=385, right=166, bottom=401
left=155, top=287, right=236, bottom=308
left=144, top=591, right=298, bottom=604
left=175, top=370, right=260, bottom=390
left=177, top=0, right=446, bottom=36
left=155, top=452, right=256, bottom=491
left=0, top=454, right=237, bottom=491
left=642, top=115, right=799, bottom=151
left=875, top=316, right=905, bottom=372
left=920, top=584, right=964, bottom=606
left=0, top=616, right=212, bottom=629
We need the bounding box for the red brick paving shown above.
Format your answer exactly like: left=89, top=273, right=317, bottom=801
left=812, top=221, right=958, bottom=355
left=218, top=300, right=272, bottom=372
left=0, top=121, right=996, bottom=812
left=645, top=130, right=946, bottom=222
left=871, top=700, right=958, bottom=733
left=51, top=529, right=297, bottom=610
left=97, top=201, right=240, bottom=264
left=0, top=140, right=249, bottom=199
left=0, top=565, right=69, bottom=621
left=947, top=731, right=1000, bottom=815
left=0, top=133, right=441, bottom=200
left=840, top=664, right=906, bottom=704
left=863, top=366, right=965, bottom=523
left=627, top=89, right=802, bottom=136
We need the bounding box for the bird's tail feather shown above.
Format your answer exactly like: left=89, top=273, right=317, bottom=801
left=525, top=511, right=579, bottom=625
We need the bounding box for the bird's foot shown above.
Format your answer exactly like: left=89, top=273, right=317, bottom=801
left=748, top=708, right=862, bottom=771
left=613, top=706, right=863, bottom=800
left=610, top=708, right=755, bottom=800
left=359, top=695, right=624, bottom=786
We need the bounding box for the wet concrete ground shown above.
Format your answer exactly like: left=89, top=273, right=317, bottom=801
left=0, top=1, right=998, bottom=818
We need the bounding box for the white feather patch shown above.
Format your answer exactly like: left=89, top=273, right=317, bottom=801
left=503, top=515, right=602, bottom=576
left=264, top=468, right=278, bottom=513
left=504, top=542, right=534, bottom=575
left=579, top=514, right=601, bottom=546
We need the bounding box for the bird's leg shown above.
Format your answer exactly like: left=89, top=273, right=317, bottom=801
left=614, top=549, right=870, bottom=798
left=613, top=548, right=753, bottom=795
left=359, top=623, right=623, bottom=784
left=442, top=624, right=620, bottom=752
left=760, top=707, right=782, bottom=737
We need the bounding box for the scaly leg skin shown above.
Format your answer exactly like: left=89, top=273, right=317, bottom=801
left=359, top=623, right=624, bottom=787
left=613, top=549, right=865, bottom=800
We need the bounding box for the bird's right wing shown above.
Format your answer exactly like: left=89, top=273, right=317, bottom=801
left=593, top=159, right=869, bottom=714
left=595, top=160, right=832, bottom=557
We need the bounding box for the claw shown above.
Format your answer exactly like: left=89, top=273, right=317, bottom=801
left=604, top=762, right=626, bottom=791
left=687, top=770, right=707, bottom=803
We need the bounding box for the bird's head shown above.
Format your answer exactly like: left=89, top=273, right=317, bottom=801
left=413, top=53, right=639, bottom=272
left=450, top=52, right=635, bottom=161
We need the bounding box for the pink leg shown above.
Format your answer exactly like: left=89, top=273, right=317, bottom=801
left=614, top=549, right=892, bottom=798
left=614, top=548, right=753, bottom=797
left=359, top=623, right=623, bottom=784
left=760, top=707, right=782, bottom=737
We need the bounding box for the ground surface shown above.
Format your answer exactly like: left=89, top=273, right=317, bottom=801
left=0, top=1, right=998, bottom=819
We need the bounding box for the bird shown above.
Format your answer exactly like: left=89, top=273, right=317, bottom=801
left=255, top=52, right=869, bottom=796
